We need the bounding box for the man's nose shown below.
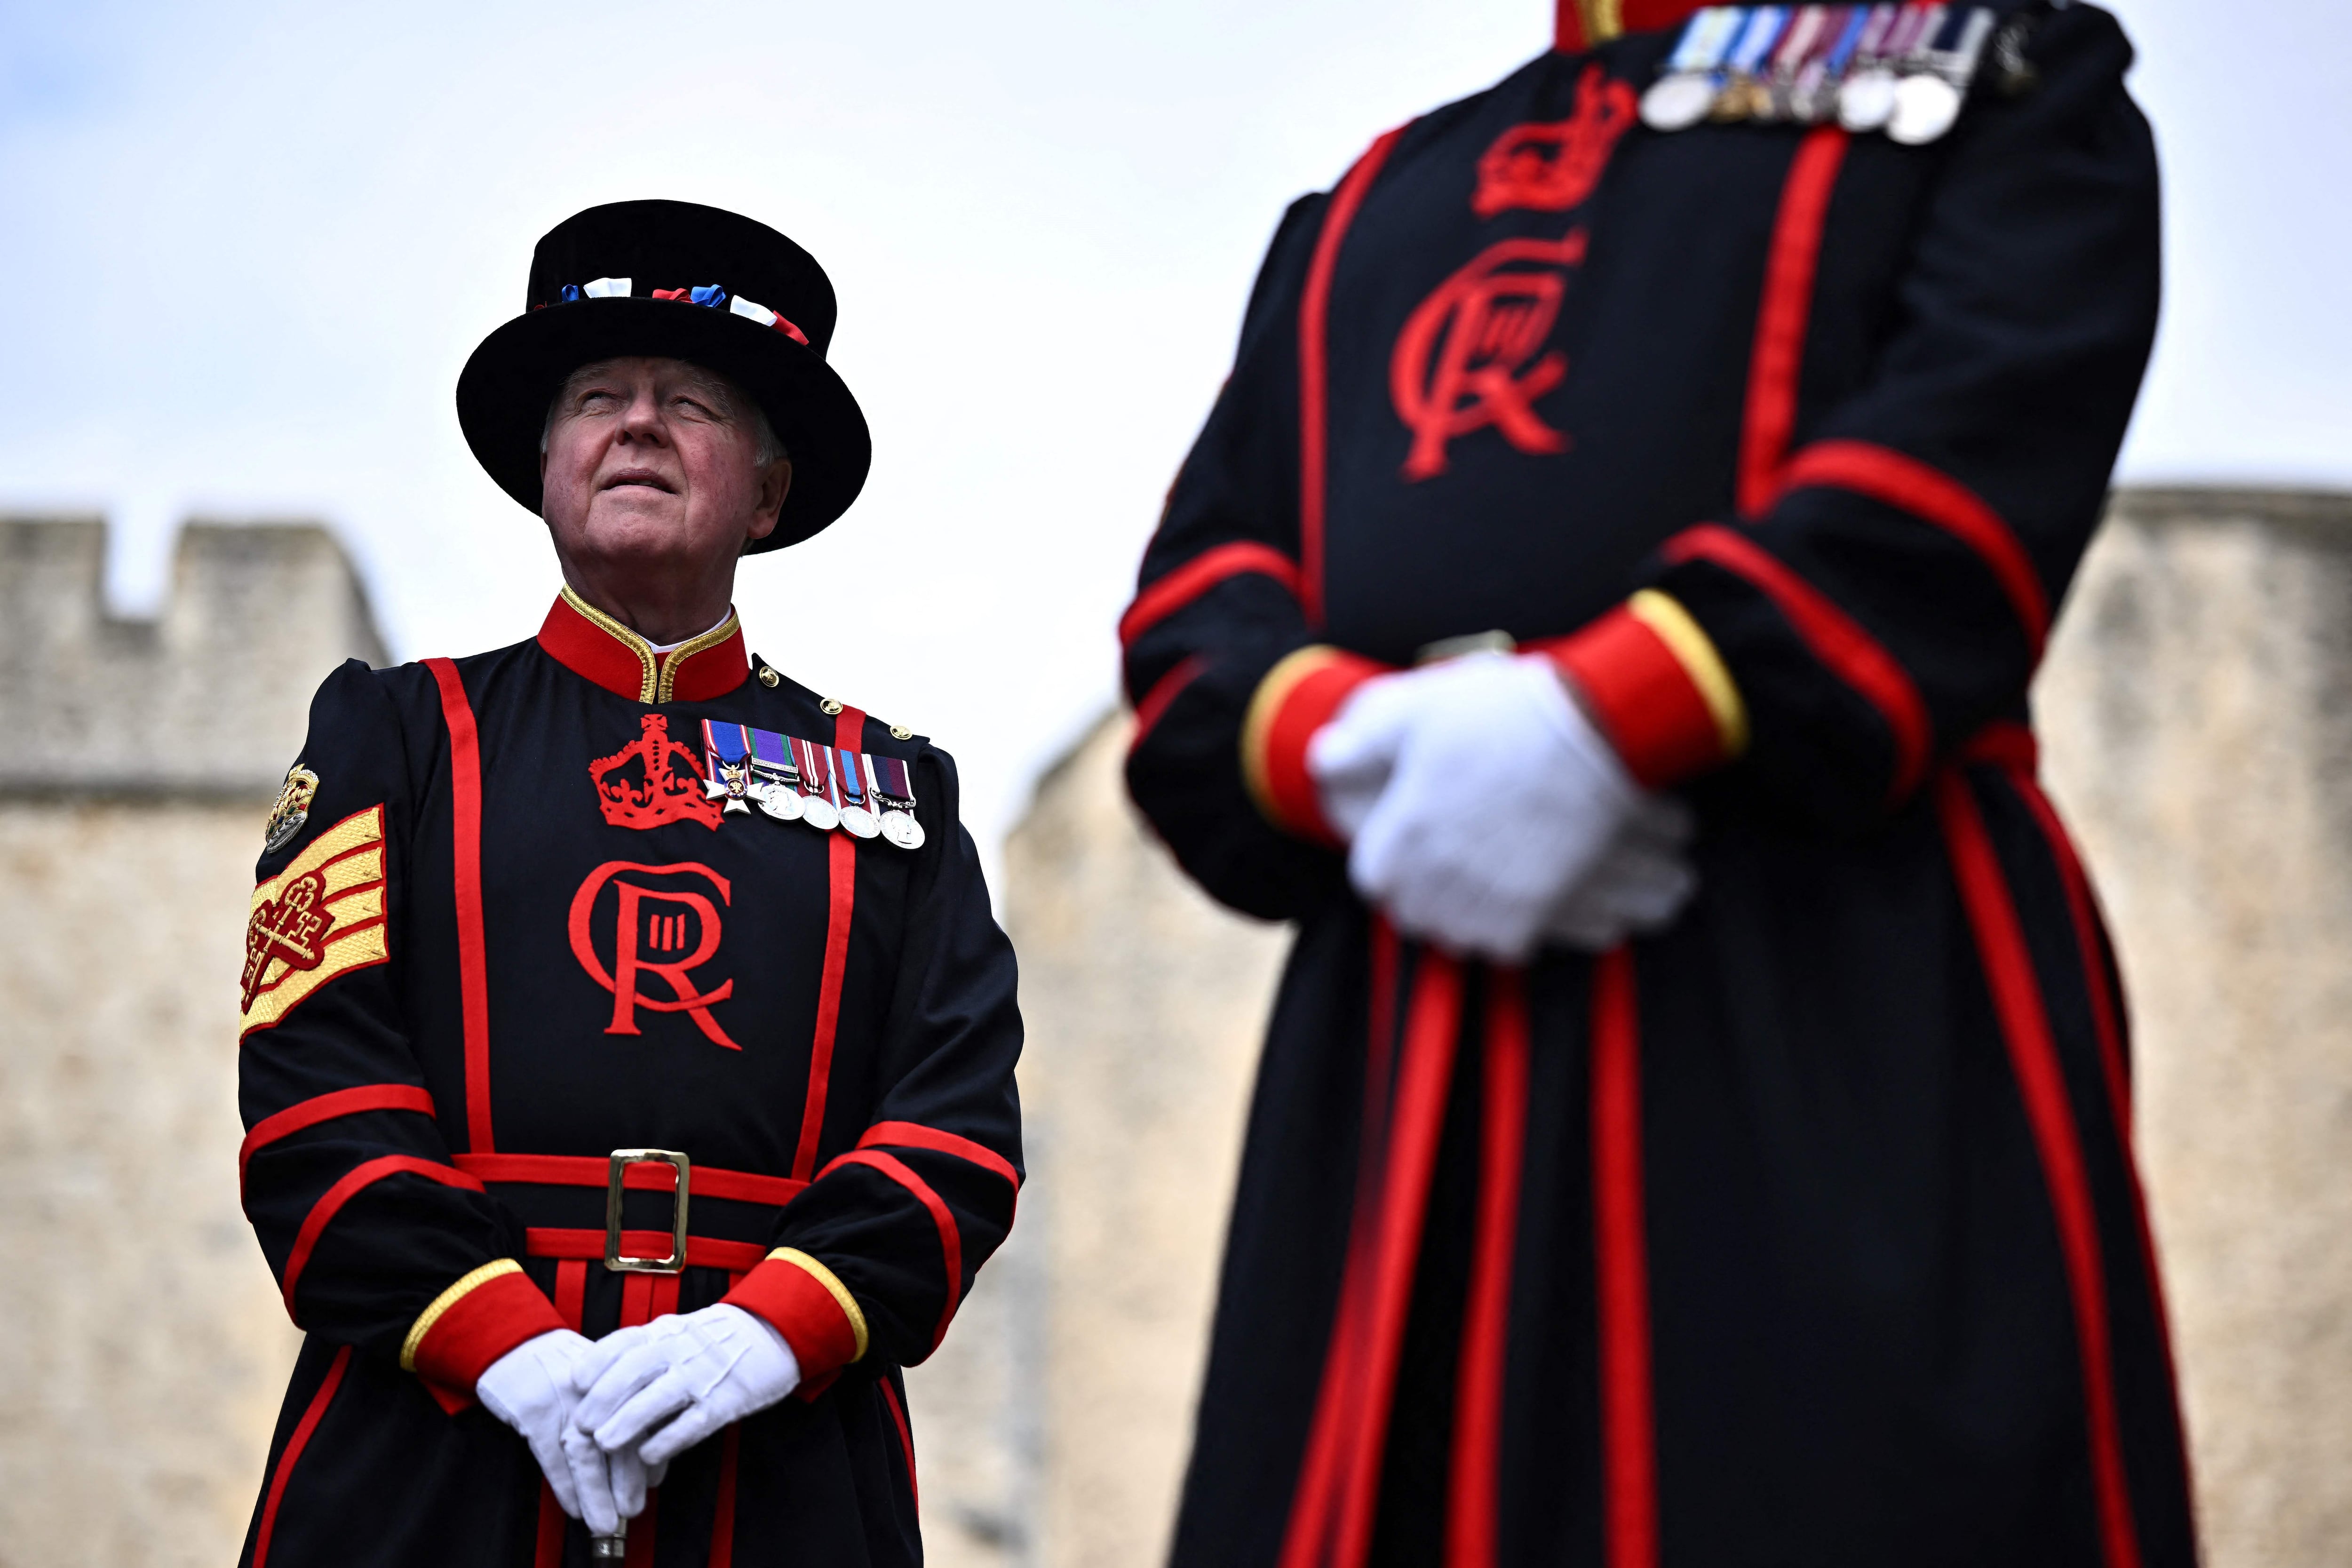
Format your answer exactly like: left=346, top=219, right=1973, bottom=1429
left=618, top=389, right=668, bottom=443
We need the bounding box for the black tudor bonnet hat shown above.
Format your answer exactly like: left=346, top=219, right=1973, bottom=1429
left=456, top=199, right=870, bottom=551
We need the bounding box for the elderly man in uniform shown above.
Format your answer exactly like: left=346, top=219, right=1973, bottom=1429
left=1124, top=2, right=2192, bottom=1565
left=235, top=199, right=1021, bottom=1567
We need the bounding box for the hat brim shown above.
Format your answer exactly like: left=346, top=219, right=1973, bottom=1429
left=455, top=297, right=871, bottom=552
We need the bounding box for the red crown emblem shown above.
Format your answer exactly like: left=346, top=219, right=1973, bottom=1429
left=589, top=714, right=724, bottom=831
left=1472, top=64, right=1637, bottom=219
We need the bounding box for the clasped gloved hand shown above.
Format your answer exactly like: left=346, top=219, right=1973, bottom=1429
left=571, top=1304, right=802, bottom=1503
left=1308, top=650, right=1695, bottom=962
left=477, top=1328, right=646, bottom=1536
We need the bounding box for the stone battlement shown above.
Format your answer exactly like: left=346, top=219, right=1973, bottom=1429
left=0, top=517, right=386, bottom=798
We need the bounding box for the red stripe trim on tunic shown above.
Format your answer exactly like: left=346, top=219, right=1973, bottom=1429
left=1938, top=772, right=2145, bottom=1568
left=239, top=1084, right=438, bottom=1184
left=1300, top=127, right=1408, bottom=629
left=1965, top=729, right=2195, bottom=1505
left=1129, top=655, right=1209, bottom=756
left=1277, top=916, right=1405, bottom=1568
left=881, top=1377, right=921, bottom=1511
left=794, top=705, right=867, bottom=1181
left=425, top=657, right=496, bottom=1154
left=1448, top=967, right=1531, bottom=1568
left=554, top=1259, right=588, bottom=1329
left=252, top=1344, right=350, bottom=1568
left=1664, top=524, right=1932, bottom=800
left=453, top=1153, right=807, bottom=1208
left=1120, top=542, right=1302, bottom=648
left=709, top=1427, right=743, bottom=1568
left=1738, top=127, right=1848, bottom=518
left=859, top=1121, right=1022, bottom=1193
left=522, top=1228, right=771, bottom=1274
left=1591, top=947, right=1657, bottom=1568
left=1327, top=952, right=1466, bottom=1568
left=532, top=1485, right=565, bottom=1568
left=1779, top=440, right=2051, bottom=655
left=826, top=1149, right=964, bottom=1348
left=282, top=1155, right=485, bottom=1318
left=1556, top=0, right=1711, bottom=50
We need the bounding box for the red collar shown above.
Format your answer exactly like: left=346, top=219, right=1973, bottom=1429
left=1555, top=0, right=1708, bottom=52
left=537, top=588, right=749, bottom=704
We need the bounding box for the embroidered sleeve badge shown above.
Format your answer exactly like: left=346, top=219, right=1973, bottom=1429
left=241, top=804, right=389, bottom=1036
left=263, top=764, right=321, bottom=853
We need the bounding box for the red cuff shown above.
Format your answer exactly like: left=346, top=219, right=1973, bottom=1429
left=403, top=1261, right=565, bottom=1397
left=1240, top=645, right=1390, bottom=844
left=1534, top=592, right=1747, bottom=790
left=724, top=1250, right=868, bottom=1383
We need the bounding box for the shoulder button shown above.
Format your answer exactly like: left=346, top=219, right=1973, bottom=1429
left=820, top=697, right=844, bottom=716
left=889, top=724, right=913, bottom=741
left=757, top=665, right=780, bottom=688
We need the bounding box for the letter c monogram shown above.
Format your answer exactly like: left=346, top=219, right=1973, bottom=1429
left=567, top=860, right=742, bottom=1050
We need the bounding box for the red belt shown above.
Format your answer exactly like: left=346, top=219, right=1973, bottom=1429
left=453, top=1149, right=807, bottom=1276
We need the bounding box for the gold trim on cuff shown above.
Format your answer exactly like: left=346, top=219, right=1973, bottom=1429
left=769, top=1247, right=870, bottom=1363
left=400, top=1258, right=522, bottom=1372
left=559, top=585, right=659, bottom=702
left=655, top=609, right=743, bottom=703
left=1240, top=645, right=1339, bottom=826
left=1627, top=589, right=1749, bottom=758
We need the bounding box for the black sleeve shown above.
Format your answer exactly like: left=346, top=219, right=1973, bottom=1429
left=1655, top=5, right=2159, bottom=825
left=1119, top=192, right=1355, bottom=919
left=237, top=661, right=552, bottom=1374
left=763, top=744, right=1025, bottom=1369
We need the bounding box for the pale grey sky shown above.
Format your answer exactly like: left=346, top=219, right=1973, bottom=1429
left=2, top=0, right=2343, bottom=864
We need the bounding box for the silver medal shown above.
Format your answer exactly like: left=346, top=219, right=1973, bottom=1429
left=1887, top=73, right=1962, bottom=143
left=1641, top=73, right=1720, bottom=132
left=753, top=782, right=803, bottom=822
left=840, top=805, right=882, bottom=840
left=1837, top=65, right=1899, bottom=130
left=880, top=810, right=926, bottom=851
left=799, top=794, right=841, bottom=833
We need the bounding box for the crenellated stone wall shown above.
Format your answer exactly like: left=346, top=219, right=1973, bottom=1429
left=0, top=518, right=381, bottom=1568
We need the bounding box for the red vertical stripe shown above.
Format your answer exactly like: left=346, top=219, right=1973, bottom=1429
left=794, top=707, right=867, bottom=1180
left=252, top=1345, right=351, bottom=1568
left=1938, top=772, right=2143, bottom=1568
left=622, top=1487, right=659, bottom=1568
left=881, top=1377, right=921, bottom=1510
left=1278, top=917, right=1405, bottom=1568
left=554, top=1259, right=588, bottom=1331
left=1327, top=953, right=1465, bottom=1568
left=1299, top=127, right=1407, bottom=629
left=532, top=1486, right=565, bottom=1568
left=1997, top=752, right=2195, bottom=1513
left=708, top=1427, right=743, bottom=1568
left=1591, top=947, right=1657, bottom=1568
left=1447, top=968, right=1531, bottom=1568
left=1737, top=127, right=1848, bottom=519
left=425, top=656, right=496, bottom=1154
left=620, top=1272, right=654, bottom=1329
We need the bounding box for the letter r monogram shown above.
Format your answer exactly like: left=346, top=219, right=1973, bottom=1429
left=568, top=860, right=742, bottom=1050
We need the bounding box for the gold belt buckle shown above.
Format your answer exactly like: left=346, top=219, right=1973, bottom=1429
left=605, top=1148, right=691, bottom=1274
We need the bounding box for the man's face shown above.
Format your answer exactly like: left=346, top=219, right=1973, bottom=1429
left=540, top=356, right=790, bottom=579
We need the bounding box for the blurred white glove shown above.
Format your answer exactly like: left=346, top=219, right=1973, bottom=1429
left=1541, top=793, right=1698, bottom=951
left=572, top=1304, right=802, bottom=1475
left=1309, top=651, right=1650, bottom=962
left=477, top=1329, right=639, bottom=1536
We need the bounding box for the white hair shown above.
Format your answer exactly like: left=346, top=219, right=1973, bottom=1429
left=542, top=359, right=787, bottom=467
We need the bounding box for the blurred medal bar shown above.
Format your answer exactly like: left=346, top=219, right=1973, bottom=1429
left=1759, top=6, right=1834, bottom=122
left=1711, top=7, right=1792, bottom=121
left=872, top=754, right=925, bottom=851
left=1790, top=5, right=1869, bottom=122
left=1640, top=7, right=1745, bottom=132
left=1888, top=6, right=1996, bottom=144
left=1838, top=1, right=1931, bottom=132
left=836, top=745, right=882, bottom=839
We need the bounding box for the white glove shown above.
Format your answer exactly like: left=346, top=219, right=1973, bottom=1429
left=477, top=1329, right=642, bottom=1536
left=1309, top=651, right=1646, bottom=963
left=572, top=1304, right=802, bottom=1473
left=1541, top=794, right=1698, bottom=951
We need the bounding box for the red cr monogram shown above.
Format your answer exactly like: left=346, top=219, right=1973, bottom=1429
left=567, top=860, right=742, bottom=1050
left=1390, top=228, right=1588, bottom=481
left=1471, top=63, right=1637, bottom=219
